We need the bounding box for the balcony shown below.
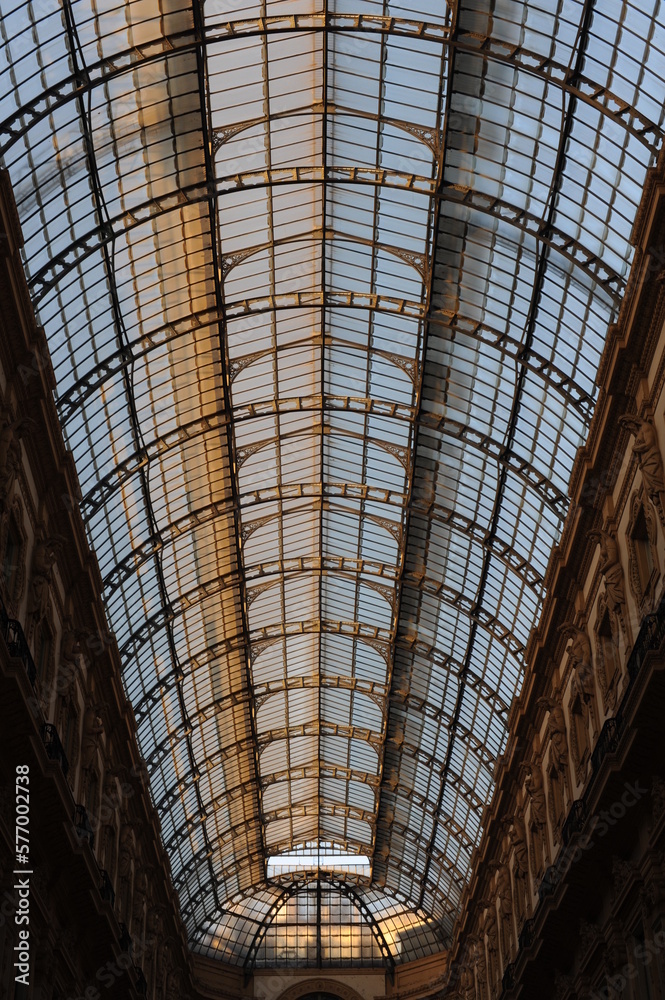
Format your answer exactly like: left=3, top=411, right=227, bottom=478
left=40, top=723, right=69, bottom=777
left=590, top=717, right=621, bottom=775
left=73, top=803, right=94, bottom=848
left=537, top=865, right=560, bottom=902
left=134, top=968, right=147, bottom=996
left=502, top=962, right=516, bottom=990
left=119, top=922, right=133, bottom=955
left=518, top=919, right=535, bottom=952
left=98, top=868, right=115, bottom=908
left=0, top=595, right=37, bottom=687
left=562, top=799, right=586, bottom=846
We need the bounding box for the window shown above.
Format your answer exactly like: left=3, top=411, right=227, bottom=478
left=33, top=622, right=51, bottom=685
left=597, top=610, right=620, bottom=698
left=547, top=765, right=564, bottom=838
left=2, top=517, right=21, bottom=602
left=570, top=695, right=589, bottom=782
left=267, top=843, right=370, bottom=879
left=628, top=498, right=659, bottom=612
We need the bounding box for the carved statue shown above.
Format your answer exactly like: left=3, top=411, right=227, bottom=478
left=0, top=414, right=30, bottom=510
left=589, top=530, right=627, bottom=634
left=495, top=863, right=514, bottom=958
left=27, top=536, right=60, bottom=625
left=166, top=970, right=181, bottom=1000
left=458, top=958, right=475, bottom=1000
left=132, top=868, right=149, bottom=939
left=81, top=703, right=104, bottom=771
left=537, top=695, right=568, bottom=773
left=558, top=623, right=595, bottom=706
left=118, top=823, right=136, bottom=883
left=57, top=624, right=81, bottom=692
left=509, top=816, right=529, bottom=879
left=469, top=935, right=487, bottom=990
left=524, top=763, right=547, bottom=829
left=484, top=903, right=499, bottom=983
left=619, top=416, right=665, bottom=521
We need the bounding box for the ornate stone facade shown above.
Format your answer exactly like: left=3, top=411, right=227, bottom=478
left=0, top=174, right=193, bottom=1000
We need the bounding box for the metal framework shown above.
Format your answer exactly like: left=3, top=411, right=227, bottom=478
left=1, top=0, right=664, bottom=972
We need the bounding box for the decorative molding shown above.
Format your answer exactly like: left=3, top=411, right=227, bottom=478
left=275, top=979, right=367, bottom=1000
left=625, top=488, right=660, bottom=612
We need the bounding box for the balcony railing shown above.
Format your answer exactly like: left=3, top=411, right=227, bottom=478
left=537, top=865, right=560, bottom=902
left=40, top=723, right=69, bottom=777
left=134, top=968, right=147, bottom=995
left=98, top=868, right=115, bottom=908
left=562, top=799, right=586, bottom=846
left=0, top=593, right=37, bottom=688
left=119, top=922, right=133, bottom=955
left=590, top=717, right=621, bottom=775
left=518, top=918, right=535, bottom=952
left=502, top=962, right=516, bottom=991
left=74, top=803, right=94, bottom=848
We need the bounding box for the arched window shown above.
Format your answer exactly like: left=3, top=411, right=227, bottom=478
left=570, top=694, right=589, bottom=782
left=547, top=764, right=564, bottom=840
left=628, top=495, right=659, bottom=613
left=596, top=608, right=620, bottom=704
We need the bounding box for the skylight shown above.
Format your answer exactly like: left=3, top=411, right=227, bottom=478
left=267, top=843, right=371, bottom=879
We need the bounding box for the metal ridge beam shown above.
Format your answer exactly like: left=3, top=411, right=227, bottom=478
left=103, top=494, right=542, bottom=605
left=57, top=299, right=591, bottom=429
left=80, top=408, right=565, bottom=525
left=4, top=26, right=660, bottom=159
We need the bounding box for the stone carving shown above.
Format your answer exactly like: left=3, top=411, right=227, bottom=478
left=118, top=822, right=136, bottom=884
left=166, top=970, right=182, bottom=1000
left=495, top=863, right=514, bottom=959
left=619, top=416, right=665, bottom=525
left=537, top=695, right=568, bottom=772
left=458, top=957, right=475, bottom=1000
left=132, top=867, right=149, bottom=939
left=469, top=935, right=487, bottom=992
left=509, top=816, right=529, bottom=880
left=579, top=919, right=602, bottom=955
left=0, top=413, right=29, bottom=511
left=611, top=855, right=637, bottom=898
left=589, top=530, right=628, bottom=638
left=524, top=763, right=547, bottom=829
left=626, top=489, right=660, bottom=609
left=81, top=703, right=104, bottom=772
left=57, top=624, right=81, bottom=693
left=484, top=903, right=499, bottom=985
left=559, top=623, right=596, bottom=705
left=27, top=536, right=60, bottom=627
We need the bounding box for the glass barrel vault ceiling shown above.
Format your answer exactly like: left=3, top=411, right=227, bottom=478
left=1, top=0, right=664, bottom=969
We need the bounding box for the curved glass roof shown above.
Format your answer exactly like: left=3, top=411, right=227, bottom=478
left=1, top=0, right=664, bottom=968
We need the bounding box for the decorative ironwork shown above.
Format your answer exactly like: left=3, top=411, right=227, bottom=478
left=562, top=800, right=586, bottom=847
left=74, top=804, right=94, bottom=848
left=119, top=922, right=132, bottom=955
left=518, top=919, right=535, bottom=952
left=0, top=600, right=37, bottom=688
left=98, top=868, right=115, bottom=908
left=40, top=724, right=69, bottom=777
left=590, top=718, right=622, bottom=775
